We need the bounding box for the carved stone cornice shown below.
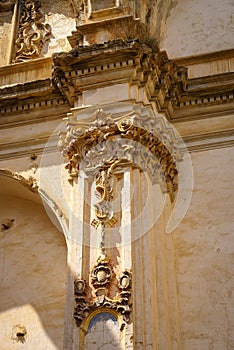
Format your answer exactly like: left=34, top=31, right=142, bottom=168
left=171, top=72, right=234, bottom=122
left=179, top=72, right=234, bottom=108
left=0, top=78, right=53, bottom=101
left=52, top=39, right=187, bottom=112
left=0, top=78, right=68, bottom=118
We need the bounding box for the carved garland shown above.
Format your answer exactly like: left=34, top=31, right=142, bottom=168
left=14, top=0, right=51, bottom=63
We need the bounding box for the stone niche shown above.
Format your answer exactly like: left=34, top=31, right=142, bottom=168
left=84, top=312, right=122, bottom=350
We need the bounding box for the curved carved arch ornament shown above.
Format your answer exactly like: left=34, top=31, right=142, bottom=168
left=59, top=104, right=189, bottom=327
left=59, top=106, right=181, bottom=197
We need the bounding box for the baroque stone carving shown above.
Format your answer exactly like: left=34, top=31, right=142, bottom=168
left=59, top=108, right=181, bottom=196
left=91, top=257, right=112, bottom=290
left=14, top=0, right=51, bottom=63
left=74, top=258, right=132, bottom=327
left=91, top=158, right=132, bottom=232
left=93, top=167, right=114, bottom=225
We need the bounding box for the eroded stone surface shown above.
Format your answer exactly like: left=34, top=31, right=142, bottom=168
left=173, top=147, right=234, bottom=349
left=161, top=0, right=234, bottom=57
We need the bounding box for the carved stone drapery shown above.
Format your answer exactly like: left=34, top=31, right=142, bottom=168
left=14, top=0, right=51, bottom=63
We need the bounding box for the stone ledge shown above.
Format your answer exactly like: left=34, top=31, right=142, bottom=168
left=0, top=57, right=52, bottom=87
left=175, top=49, right=234, bottom=79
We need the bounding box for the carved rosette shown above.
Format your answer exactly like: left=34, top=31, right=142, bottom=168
left=74, top=261, right=132, bottom=327
left=59, top=107, right=181, bottom=197
left=14, top=0, right=51, bottom=63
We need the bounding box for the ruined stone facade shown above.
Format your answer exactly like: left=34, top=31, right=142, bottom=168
left=0, top=1, right=233, bottom=349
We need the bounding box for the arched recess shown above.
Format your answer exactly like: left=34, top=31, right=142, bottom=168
left=80, top=309, right=124, bottom=350
left=0, top=171, right=67, bottom=350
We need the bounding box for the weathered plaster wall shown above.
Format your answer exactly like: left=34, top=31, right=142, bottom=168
left=40, top=0, right=76, bottom=56
left=174, top=146, right=234, bottom=349
left=160, top=0, right=234, bottom=58
left=0, top=180, right=67, bottom=349
left=0, top=8, right=13, bottom=66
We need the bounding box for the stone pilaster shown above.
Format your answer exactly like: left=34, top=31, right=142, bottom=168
left=54, top=37, right=187, bottom=350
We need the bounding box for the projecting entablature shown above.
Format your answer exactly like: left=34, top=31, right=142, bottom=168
left=52, top=39, right=187, bottom=116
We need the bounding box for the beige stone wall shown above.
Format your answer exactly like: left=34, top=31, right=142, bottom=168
left=173, top=146, right=234, bottom=349
left=0, top=176, right=67, bottom=349
left=0, top=8, right=13, bottom=66
left=160, top=0, right=234, bottom=58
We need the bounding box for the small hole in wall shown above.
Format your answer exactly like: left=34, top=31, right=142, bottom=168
left=30, top=154, right=37, bottom=161
left=1, top=218, right=15, bottom=232
left=12, top=325, right=27, bottom=343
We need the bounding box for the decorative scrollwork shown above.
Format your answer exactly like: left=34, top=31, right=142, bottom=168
left=74, top=263, right=132, bottom=327
left=59, top=108, right=181, bottom=197
left=14, top=0, right=51, bottom=63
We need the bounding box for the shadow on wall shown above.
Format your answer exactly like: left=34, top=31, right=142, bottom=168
left=0, top=175, right=67, bottom=350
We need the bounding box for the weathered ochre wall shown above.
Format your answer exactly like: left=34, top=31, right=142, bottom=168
left=0, top=179, right=67, bottom=349
left=40, top=0, right=76, bottom=56
left=173, top=146, right=234, bottom=349
left=160, top=0, right=234, bottom=58
left=0, top=7, right=13, bottom=66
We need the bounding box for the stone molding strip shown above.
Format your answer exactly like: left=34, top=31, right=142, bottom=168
left=0, top=78, right=68, bottom=118
left=0, top=135, right=58, bottom=160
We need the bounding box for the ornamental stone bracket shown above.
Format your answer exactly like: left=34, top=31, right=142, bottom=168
left=74, top=257, right=132, bottom=328
left=13, top=0, right=51, bottom=63
left=52, top=39, right=187, bottom=116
